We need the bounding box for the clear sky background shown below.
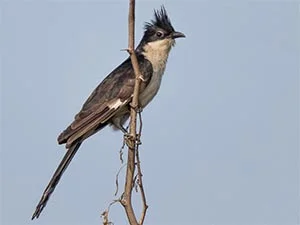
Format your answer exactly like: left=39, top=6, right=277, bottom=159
left=1, top=1, right=299, bottom=225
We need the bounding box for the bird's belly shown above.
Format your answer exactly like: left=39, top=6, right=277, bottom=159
left=139, top=70, right=163, bottom=108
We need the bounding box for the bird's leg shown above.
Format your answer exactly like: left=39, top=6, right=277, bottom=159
left=137, top=107, right=143, bottom=113
left=120, top=125, right=129, bottom=134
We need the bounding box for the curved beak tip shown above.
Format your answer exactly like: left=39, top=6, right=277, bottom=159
left=172, top=31, right=186, bottom=39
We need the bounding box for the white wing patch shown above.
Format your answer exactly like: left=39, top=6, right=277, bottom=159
left=108, top=98, right=124, bottom=109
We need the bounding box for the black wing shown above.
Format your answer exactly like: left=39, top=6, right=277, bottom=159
left=58, top=54, right=153, bottom=147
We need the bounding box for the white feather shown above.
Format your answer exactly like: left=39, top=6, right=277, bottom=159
left=139, top=39, right=175, bottom=107
left=108, top=98, right=123, bottom=109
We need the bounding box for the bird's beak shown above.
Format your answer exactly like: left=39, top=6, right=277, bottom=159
left=172, top=31, right=186, bottom=39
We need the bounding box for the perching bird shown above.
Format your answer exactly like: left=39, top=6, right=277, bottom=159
left=32, top=6, right=185, bottom=219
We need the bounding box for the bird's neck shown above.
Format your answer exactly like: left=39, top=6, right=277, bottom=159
left=141, top=39, right=174, bottom=72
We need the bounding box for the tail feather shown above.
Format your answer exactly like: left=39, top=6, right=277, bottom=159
left=32, top=142, right=82, bottom=219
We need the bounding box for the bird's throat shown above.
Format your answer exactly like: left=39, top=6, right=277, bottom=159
left=142, top=39, right=174, bottom=72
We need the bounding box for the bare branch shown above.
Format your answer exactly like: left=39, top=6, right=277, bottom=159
left=101, top=200, right=119, bottom=225
left=135, top=111, right=148, bottom=224
left=136, top=149, right=148, bottom=225
left=121, top=0, right=143, bottom=225
left=114, top=164, right=127, bottom=196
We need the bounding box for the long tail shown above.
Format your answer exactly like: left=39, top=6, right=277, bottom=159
left=32, top=142, right=82, bottom=219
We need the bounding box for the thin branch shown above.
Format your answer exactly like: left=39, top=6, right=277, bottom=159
left=114, top=164, right=127, bottom=196
left=136, top=111, right=148, bottom=225
left=137, top=109, right=143, bottom=144
left=136, top=150, right=148, bottom=224
left=121, top=0, right=142, bottom=225
left=101, top=200, right=119, bottom=225
left=119, top=138, right=126, bottom=164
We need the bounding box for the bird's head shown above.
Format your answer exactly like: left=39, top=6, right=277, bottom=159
left=137, top=6, right=185, bottom=58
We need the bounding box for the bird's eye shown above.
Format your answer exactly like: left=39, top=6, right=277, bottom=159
left=156, top=31, right=164, bottom=37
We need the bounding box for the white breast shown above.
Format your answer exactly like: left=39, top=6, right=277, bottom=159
left=139, top=68, right=165, bottom=108
left=139, top=39, right=174, bottom=108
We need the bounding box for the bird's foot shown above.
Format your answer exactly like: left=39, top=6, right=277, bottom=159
left=124, top=133, right=135, bottom=148
left=137, top=107, right=143, bottom=113
left=123, top=133, right=142, bottom=148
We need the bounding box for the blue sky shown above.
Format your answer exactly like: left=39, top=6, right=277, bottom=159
left=1, top=1, right=299, bottom=225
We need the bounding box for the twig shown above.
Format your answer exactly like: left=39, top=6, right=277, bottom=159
left=135, top=111, right=148, bottom=224
left=137, top=110, right=143, bottom=144
left=114, top=164, right=127, bottom=196
left=119, top=138, right=126, bottom=164
left=101, top=200, right=119, bottom=225
left=135, top=148, right=148, bottom=225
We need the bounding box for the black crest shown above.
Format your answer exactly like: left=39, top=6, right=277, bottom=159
left=136, top=6, right=176, bottom=51
left=144, top=6, right=175, bottom=34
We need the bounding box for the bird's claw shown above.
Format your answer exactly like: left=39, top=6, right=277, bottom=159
left=123, top=133, right=142, bottom=148
left=124, top=133, right=135, bottom=148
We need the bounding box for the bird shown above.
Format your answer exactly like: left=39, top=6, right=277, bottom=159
left=32, top=6, right=185, bottom=219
